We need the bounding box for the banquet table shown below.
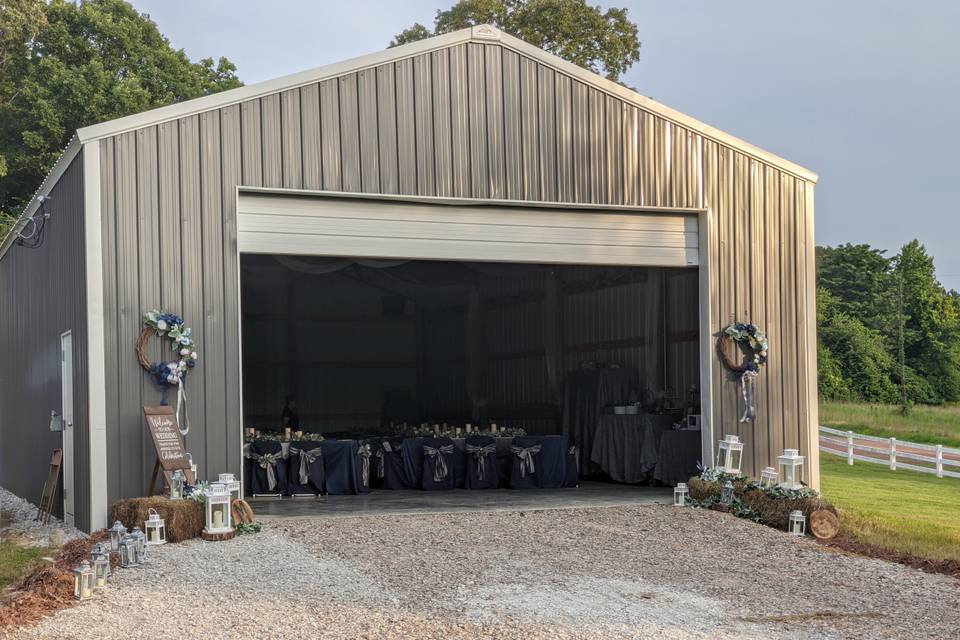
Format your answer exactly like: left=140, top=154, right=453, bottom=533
left=589, top=413, right=677, bottom=483
left=653, top=430, right=702, bottom=486
left=245, top=434, right=570, bottom=494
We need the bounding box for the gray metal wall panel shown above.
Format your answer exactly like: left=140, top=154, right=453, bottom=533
left=280, top=89, right=303, bottom=189
left=96, top=38, right=818, bottom=485
left=0, top=153, right=89, bottom=529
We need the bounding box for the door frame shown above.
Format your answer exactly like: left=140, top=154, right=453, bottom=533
left=60, top=330, right=75, bottom=526
left=233, top=187, right=716, bottom=481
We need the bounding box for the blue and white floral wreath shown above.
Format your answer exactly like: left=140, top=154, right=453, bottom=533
left=718, top=322, right=768, bottom=422
left=138, top=310, right=199, bottom=435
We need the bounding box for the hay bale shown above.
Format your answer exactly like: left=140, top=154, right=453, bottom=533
left=740, top=490, right=838, bottom=531
left=109, top=496, right=204, bottom=542
left=688, top=477, right=720, bottom=501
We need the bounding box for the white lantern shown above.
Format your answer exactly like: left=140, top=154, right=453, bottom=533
left=109, top=520, right=127, bottom=552
left=119, top=535, right=138, bottom=568
left=169, top=469, right=185, bottom=500
left=205, top=483, right=233, bottom=534
left=145, top=508, right=167, bottom=546
left=673, top=482, right=688, bottom=507
left=777, top=449, right=806, bottom=490
left=218, top=473, right=242, bottom=501
left=760, top=466, right=778, bottom=488
left=73, top=560, right=95, bottom=601
left=90, top=543, right=111, bottom=588
left=130, top=526, right=147, bottom=562
left=716, top=434, right=743, bottom=475
left=788, top=510, right=806, bottom=536
left=720, top=480, right=735, bottom=506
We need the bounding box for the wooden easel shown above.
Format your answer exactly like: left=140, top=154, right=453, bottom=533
left=36, top=449, right=63, bottom=525
left=144, top=406, right=196, bottom=495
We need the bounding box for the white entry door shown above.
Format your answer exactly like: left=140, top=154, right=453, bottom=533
left=60, top=330, right=75, bottom=526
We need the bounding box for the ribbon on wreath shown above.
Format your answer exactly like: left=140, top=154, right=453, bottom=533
left=739, top=369, right=759, bottom=423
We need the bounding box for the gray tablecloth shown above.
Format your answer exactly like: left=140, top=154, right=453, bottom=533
left=589, top=414, right=675, bottom=483
left=653, top=430, right=702, bottom=486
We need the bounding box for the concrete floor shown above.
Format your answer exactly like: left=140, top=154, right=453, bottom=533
left=249, top=481, right=671, bottom=520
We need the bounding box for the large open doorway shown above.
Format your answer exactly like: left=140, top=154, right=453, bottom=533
left=240, top=255, right=703, bottom=506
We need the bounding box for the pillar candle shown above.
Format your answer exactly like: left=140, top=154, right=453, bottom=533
left=456, top=427, right=462, bottom=436
left=150, top=528, right=159, bottom=543
left=82, top=584, right=91, bottom=598
left=96, top=576, right=105, bottom=587
left=466, top=424, right=472, bottom=433
left=213, top=509, right=223, bottom=528
left=491, top=423, right=498, bottom=433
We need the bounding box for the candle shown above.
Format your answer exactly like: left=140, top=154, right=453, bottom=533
left=456, top=427, right=462, bottom=436
left=491, top=423, right=498, bottom=434
left=150, top=529, right=159, bottom=543
left=82, top=585, right=91, bottom=598
left=466, top=424, right=472, bottom=433
left=96, top=576, right=105, bottom=587
left=213, top=510, right=223, bottom=528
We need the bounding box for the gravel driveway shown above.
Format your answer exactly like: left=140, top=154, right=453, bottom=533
left=9, top=505, right=959, bottom=639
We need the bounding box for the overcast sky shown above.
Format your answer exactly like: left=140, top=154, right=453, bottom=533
left=131, top=0, right=960, bottom=289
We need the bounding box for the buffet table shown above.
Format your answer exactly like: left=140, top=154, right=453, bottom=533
left=589, top=413, right=686, bottom=484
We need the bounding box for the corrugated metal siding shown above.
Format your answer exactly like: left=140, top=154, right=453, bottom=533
left=0, top=154, right=90, bottom=530
left=97, top=39, right=817, bottom=491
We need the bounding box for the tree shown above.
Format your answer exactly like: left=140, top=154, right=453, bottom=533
left=0, top=0, right=242, bottom=235
left=390, top=0, right=641, bottom=81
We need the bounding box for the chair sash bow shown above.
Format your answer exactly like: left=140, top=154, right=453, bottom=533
left=288, top=446, right=322, bottom=485
left=357, top=444, right=372, bottom=487
left=511, top=444, right=542, bottom=478
left=465, top=443, right=497, bottom=479
left=374, top=448, right=385, bottom=478
left=423, top=444, right=455, bottom=482
left=568, top=445, right=580, bottom=470
left=246, top=450, right=283, bottom=491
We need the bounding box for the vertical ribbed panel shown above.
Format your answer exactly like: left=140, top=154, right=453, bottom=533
left=375, top=66, right=399, bottom=194
left=300, top=84, right=322, bottom=190
left=357, top=69, right=380, bottom=193
left=413, top=54, right=435, bottom=197
left=94, top=38, right=818, bottom=489
left=430, top=50, right=452, bottom=197
left=280, top=89, right=302, bottom=189
left=395, top=59, right=417, bottom=195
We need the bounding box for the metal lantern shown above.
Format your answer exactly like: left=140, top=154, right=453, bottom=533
left=130, top=526, right=147, bottom=562
left=218, top=473, right=242, bottom=501
left=73, top=560, right=95, bottom=601
left=118, top=534, right=138, bottom=568
left=788, top=510, right=806, bottom=536
left=716, top=434, right=743, bottom=475
left=145, top=508, right=167, bottom=546
left=205, top=482, right=233, bottom=534
left=673, top=482, right=689, bottom=507
left=90, top=543, right=111, bottom=588
left=720, top=480, right=735, bottom=506
left=169, top=469, right=185, bottom=500
left=777, top=449, right=806, bottom=490
left=760, top=466, right=779, bottom=488
left=109, top=520, right=128, bottom=552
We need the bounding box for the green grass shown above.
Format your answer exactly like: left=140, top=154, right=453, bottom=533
left=0, top=542, right=50, bottom=590
left=819, top=401, right=960, bottom=448
left=819, top=454, right=960, bottom=562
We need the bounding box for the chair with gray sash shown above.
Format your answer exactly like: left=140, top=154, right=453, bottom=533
left=421, top=437, right=456, bottom=490
left=245, top=440, right=288, bottom=496
left=464, top=435, right=499, bottom=489
left=564, top=444, right=580, bottom=487
left=509, top=436, right=542, bottom=489
left=379, top=437, right=409, bottom=490
left=286, top=440, right=324, bottom=495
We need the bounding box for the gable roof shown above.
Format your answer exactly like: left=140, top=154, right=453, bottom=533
left=4, top=24, right=816, bottom=258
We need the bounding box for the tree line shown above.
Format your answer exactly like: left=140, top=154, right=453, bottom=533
left=817, top=241, right=960, bottom=405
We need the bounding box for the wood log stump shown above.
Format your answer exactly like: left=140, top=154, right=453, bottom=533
left=810, top=510, right=840, bottom=540
left=201, top=529, right=236, bottom=542
left=231, top=499, right=255, bottom=525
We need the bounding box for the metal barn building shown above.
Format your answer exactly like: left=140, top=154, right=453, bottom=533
left=0, top=26, right=818, bottom=531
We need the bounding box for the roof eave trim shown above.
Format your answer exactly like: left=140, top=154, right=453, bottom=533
left=0, top=136, right=82, bottom=259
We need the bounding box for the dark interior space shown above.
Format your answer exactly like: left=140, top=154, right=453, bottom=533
left=240, top=256, right=701, bottom=468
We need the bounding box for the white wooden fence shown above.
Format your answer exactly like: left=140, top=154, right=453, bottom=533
left=819, top=426, right=960, bottom=479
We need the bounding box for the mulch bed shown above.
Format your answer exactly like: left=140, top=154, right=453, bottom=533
left=817, top=534, right=960, bottom=580
left=0, top=532, right=113, bottom=632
